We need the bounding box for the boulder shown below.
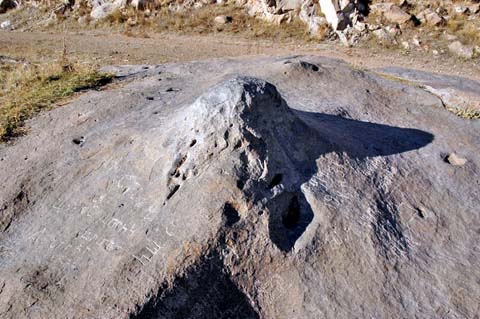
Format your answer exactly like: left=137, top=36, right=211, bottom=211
left=445, top=153, right=467, bottom=166
left=373, top=28, right=395, bottom=43
left=454, top=5, right=469, bottom=14
left=448, top=41, right=474, bottom=59
left=277, top=0, right=302, bottom=12
left=130, top=0, right=154, bottom=10
left=90, top=0, right=126, bottom=20
left=383, top=5, right=411, bottom=24
left=214, top=15, right=233, bottom=24
left=318, top=0, right=350, bottom=30
left=425, top=11, right=444, bottom=26
left=0, top=56, right=479, bottom=319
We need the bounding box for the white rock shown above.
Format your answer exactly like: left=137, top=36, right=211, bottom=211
left=0, top=19, right=11, bottom=29
left=319, top=0, right=341, bottom=30
left=277, top=0, right=302, bottom=12
left=445, top=33, right=458, bottom=41
left=90, top=0, right=126, bottom=20
left=448, top=41, right=474, bottom=59
left=77, top=16, right=89, bottom=26
left=445, top=153, right=467, bottom=166
left=401, top=40, right=410, bottom=50
left=468, top=4, right=480, bottom=14
left=454, top=5, right=468, bottom=14
left=412, top=35, right=422, bottom=47
left=373, top=28, right=394, bottom=43
left=354, top=21, right=366, bottom=32
left=214, top=15, right=232, bottom=25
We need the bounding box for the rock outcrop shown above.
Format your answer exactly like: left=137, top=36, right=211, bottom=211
left=0, top=56, right=479, bottom=318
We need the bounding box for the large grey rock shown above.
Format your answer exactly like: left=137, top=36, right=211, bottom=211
left=0, top=56, right=479, bottom=318
left=377, top=66, right=480, bottom=112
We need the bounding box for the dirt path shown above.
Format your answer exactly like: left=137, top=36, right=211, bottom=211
left=1, top=30, right=480, bottom=80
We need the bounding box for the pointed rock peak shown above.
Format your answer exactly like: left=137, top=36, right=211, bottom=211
left=186, top=76, right=297, bottom=131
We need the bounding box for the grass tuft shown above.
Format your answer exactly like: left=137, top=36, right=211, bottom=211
left=446, top=107, right=480, bottom=120
left=0, top=62, right=112, bottom=142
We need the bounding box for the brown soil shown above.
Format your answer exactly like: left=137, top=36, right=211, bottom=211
left=1, top=29, right=479, bottom=81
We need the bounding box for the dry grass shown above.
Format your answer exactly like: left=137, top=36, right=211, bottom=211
left=155, top=4, right=311, bottom=40
left=0, top=61, right=112, bottom=141
left=446, top=15, right=480, bottom=47
left=446, top=107, right=480, bottom=120
left=101, top=3, right=313, bottom=42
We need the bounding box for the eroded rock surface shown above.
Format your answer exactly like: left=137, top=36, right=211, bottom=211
left=0, top=56, right=479, bottom=318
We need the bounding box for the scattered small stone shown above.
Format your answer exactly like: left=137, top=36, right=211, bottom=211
left=0, top=20, right=11, bottom=29
left=454, top=5, right=469, bottom=14
left=127, top=17, right=137, bottom=26
left=468, top=3, right=480, bottom=14
left=401, top=40, right=410, bottom=50
left=386, top=25, right=401, bottom=36
left=445, top=34, right=458, bottom=41
left=354, top=21, right=366, bottom=32
left=214, top=15, right=233, bottom=25
left=412, top=35, right=422, bottom=47
left=77, top=16, right=89, bottom=26
left=444, top=153, right=467, bottom=166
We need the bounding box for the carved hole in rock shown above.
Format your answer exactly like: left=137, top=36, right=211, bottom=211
left=171, top=154, right=187, bottom=177
left=415, top=207, right=425, bottom=219
left=299, top=61, right=319, bottom=72
left=130, top=253, right=259, bottom=319
left=267, top=174, right=283, bottom=189
left=72, top=136, right=85, bottom=145
left=233, top=140, right=242, bottom=150
left=223, top=202, right=240, bottom=227
left=282, top=195, right=300, bottom=229
left=166, top=184, right=180, bottom=200
left=268, top=192, right=313, bottom=252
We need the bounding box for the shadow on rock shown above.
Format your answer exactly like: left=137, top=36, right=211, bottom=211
left=130, top=252, right=259, bottom=319
left=266, top=109, right=434, bottom=251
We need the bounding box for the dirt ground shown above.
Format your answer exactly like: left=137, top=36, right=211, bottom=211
left=1, top=29, right=480, bottom=81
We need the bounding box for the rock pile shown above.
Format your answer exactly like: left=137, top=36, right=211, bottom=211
left=1, top=0, right=479, bottom=54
